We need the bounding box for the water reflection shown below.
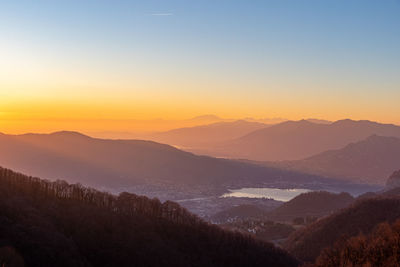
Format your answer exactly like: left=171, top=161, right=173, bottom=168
left=221, top=188, right=311, bottom=202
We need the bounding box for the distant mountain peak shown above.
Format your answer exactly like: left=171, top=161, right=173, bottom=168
left=299, top=119, right=314, bottom=124
left=332, top=118, right=356, bottom=125
left=50, top=131, right=91, bottom=138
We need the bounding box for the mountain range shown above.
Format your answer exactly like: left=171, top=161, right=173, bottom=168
left=145, top=120, right=270, bottom=149
left=0, top=131, right=346, bottom=192
left=184, top=119, right=400, bottom=161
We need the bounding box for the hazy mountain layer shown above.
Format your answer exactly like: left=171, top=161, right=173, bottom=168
left=272, top=135, right=400, bottom=184
left=199, top=119, right=400, bottom=161
left=0, top=131, right=342, bottom=191
left=145, top=120, right=270, bottom=148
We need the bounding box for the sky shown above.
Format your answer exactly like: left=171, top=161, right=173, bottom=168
left=0, top=0, right=399, bottom=133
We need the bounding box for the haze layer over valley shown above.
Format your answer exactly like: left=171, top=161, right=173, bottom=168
left=0, top=127, right=379, bottom=219
left=1, top=116, right=396, bottom=219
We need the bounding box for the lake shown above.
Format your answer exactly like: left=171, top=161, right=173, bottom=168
left=221, top=187, right=311, bottom=202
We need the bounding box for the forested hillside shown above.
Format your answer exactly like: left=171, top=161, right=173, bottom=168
left=284, top=197, right=400, bottom=262
left=0, top=167, right=298, bottom=267
left=314, top=219, right=400, bottom=266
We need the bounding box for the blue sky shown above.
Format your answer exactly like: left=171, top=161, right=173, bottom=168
left=0, top=0, right=399, bottom=124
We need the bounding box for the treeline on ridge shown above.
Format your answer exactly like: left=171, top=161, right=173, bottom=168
left=0, top=167, right=298, bottom=267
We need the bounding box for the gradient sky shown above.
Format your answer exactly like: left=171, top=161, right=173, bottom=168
left=1, top=0, right=399, bottom=133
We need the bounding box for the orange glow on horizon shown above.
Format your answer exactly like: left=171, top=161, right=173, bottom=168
left=1, top=94, right=399, bottom=136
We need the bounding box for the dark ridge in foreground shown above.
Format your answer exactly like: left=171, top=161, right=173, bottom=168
left=284, top=197, right=400, bottom=262
left=314, top=219, right=400, bottom=266
left=0, top=167, right=298, bottom=267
